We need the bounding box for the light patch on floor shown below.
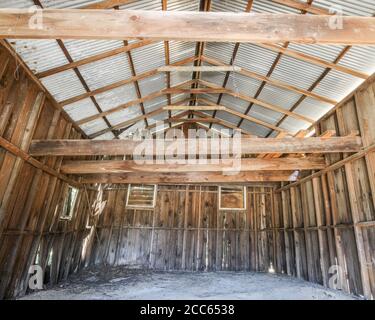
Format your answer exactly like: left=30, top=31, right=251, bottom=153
left=20, top=267, right=358, bottom=300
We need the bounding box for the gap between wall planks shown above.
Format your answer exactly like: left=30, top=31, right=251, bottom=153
left=275, top=73, right=375, bottom=299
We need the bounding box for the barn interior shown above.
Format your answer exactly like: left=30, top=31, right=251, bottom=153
left=0, top=0, right=374, bottom=300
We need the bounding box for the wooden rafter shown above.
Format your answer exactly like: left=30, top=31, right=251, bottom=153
left=88, top=97, right=191, bottom=139
left=190, top=98, right=289, bottom=134
left=198, top=79, right=315, bottom=124
left=122, top=38, right=148, bottom=127
left=1, top=10, right=374, bottom=44
left=189, top=0, right=211, bottom=125
left=210, top=0, right=254, bottom=129
left=78, top=80, right=195, bottom=126
left=161, top=0, right=172, bottom=127
left=201, top=55, right=337, bottom=105
left=236, top=0, right=320, bottom=131
left=268, top=45, right=355, bottom=137
left=0, top=40, right=86, bottom=138
left=271, top=0, right=330, bottom=15
left=32, top=0, right=117, bottom=137
left=36, top=40, right=153, bottom=79
left=181, top=111, right=256, bottom=136
left=82, top=0, right=136, bottom=9
left=258, top=43, right=369, bottom=79
left=192, top=110, right=285, bottom=135
left=59, top=56, right=197, bottom=107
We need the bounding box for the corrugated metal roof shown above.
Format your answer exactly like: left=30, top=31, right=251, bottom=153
left=0, top=0, right=34, bottom=8
left=41, top=69, right=87, bottom=102
left=63, top=40, right=124, bottom=61
left=169, top=41, right=196, bottom=64
left=314, top=0, right=375, bottom=16
left=78, top=53, right=133, bottom=91
left=9, top=40, right=69, bottom=74
left=63, top=98, right=99, bottom=121
left=235, top=44, right=281, bottom=77
left=40, top=0, right=101, bottom=8
left=94, top=85, right=139, bottom=111
left=1, top=0, right=375, bottom=139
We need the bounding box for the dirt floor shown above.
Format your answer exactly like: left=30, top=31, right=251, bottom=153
left=20, top=266, right=358, bottom=300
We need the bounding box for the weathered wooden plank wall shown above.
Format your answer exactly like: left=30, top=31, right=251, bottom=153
left=0, top=43, right=96, bottom=299
left=274, top=76, right=375, bottom=299
left=90, top=185, right=276, bottom=273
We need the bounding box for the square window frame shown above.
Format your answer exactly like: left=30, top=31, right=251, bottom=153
left=218, top=185, right=247, bottom=211
left=126, top=184, right=158, bottom=209
left=60, top=185, right=79, bottom=221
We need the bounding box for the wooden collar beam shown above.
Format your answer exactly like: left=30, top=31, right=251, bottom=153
left=0, top=10, right=374, bottom=44
left=79, top=171, right=300, bottom=184
left=29, top=136, right=362, bottom=157
left=158, top=66, right=242, bottom=72
left=61, top=157, right=326, bottom=174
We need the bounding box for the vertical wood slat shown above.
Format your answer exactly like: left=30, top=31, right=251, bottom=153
left=276, top=75, right=375, bottom=299
left=0, top=42, right=91, bottom=299
left=89, top=186, right=275, bottom=274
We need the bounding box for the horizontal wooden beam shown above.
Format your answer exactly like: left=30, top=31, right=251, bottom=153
left=163, top=88, right=228, bottom=94
left=163, top=105, right=226, bottom=111
left=80, top=171, right=299, bottom=184
left=158, top=66, right=242, bottom=72
left=61, top=158, right=326, bottom=174
left=29, top=137, right=362, bottom=156
left=0, top=10, right=374, bottom=44
left=166, top=118, right=221, bottom=123
left=0, top=137, right=80, bottom=188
